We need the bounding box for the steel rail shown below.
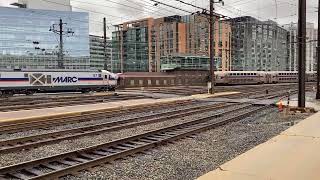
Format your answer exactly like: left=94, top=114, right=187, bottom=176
left=0, top=105, right=268, bottom=180
left=0, top=100, right=193, bottom=134
left=0, top=102, right=233, bottom=153
left=0, top=95, right=147, bottom=112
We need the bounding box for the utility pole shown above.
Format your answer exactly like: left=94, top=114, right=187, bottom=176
left=50, top=18, right=74, bottom=69
left=209, top=0, right=215, bottom=94
left=103, top=17, right=108, bottom=71
left=298, top=0, right=306, bottom=107
left=59, top=19, right=64, bottom=69
left=317, top=0, right=320, bottom=99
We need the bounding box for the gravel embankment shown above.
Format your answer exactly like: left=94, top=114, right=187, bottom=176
left=0, top=103, right=245, bottom=167
left=67, top=107, right=312, bottom=180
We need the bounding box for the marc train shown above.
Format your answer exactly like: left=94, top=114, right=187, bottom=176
left=215, top=71, right=317, bottom=85
left=0, top=70, right=119, bottom=97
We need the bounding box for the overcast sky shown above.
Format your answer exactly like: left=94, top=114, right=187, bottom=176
left=1, top=0, right=318, bottom=36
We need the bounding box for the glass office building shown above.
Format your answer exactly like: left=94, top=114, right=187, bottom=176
left=0, top=7, right=90, bottom=71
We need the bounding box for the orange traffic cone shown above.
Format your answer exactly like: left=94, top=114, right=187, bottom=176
left=278, top=100, right=283, bottom=112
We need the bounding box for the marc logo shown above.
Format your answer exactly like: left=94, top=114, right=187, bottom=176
left=53, top=77, right=78, bottom=83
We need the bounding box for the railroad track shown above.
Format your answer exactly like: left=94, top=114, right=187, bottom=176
left=0, top=102, right=233, bottom=154
left=0, top=94, right=148, bottom=112
left=222, top=84, right=312, bottom=100
left=0, top=104, right=268, bottom=180
left=0, top=100, right=194, bottom=134
left=250, top=89, right=299, bottom=100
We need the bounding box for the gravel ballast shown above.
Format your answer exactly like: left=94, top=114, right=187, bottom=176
left=0, top=103, right=245, bottom=167
left=0, top=101, right=217, bottom=140
left=67, top=107, right=312, bottom=180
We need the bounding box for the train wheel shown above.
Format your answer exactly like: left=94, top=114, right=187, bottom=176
left=81, top=89, right=90, bottom=94
left=2, top=91, right=13, bottom=98
left=26, top=90, right=35, bottom=96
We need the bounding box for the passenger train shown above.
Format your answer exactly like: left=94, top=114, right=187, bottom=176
left=0, top=70, right=119, bottom=97
left=215, top=71, right=317, bottom=85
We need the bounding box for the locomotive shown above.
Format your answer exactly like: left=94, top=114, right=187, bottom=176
left=0, top=70, right=119, bottom=97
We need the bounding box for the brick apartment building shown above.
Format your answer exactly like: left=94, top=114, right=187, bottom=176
left=112, top=14, right=232, bottom=73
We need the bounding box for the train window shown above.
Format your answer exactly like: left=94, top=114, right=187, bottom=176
left=130, top=80, right=135, bottom=86
left=171, top=79, right=175, bottom=84
left=139, top=80, right=143, bottom=86
left=24, top=73, right=28, bottom=77
left=98, top=74, right=101, bottom=78
left=105, top=75, right=108, bottom=79
left=156, top=80, right=160, bottom=85
left=148, top=80, right=152, bottom=85
left=164, top=80, right=167, bottom=85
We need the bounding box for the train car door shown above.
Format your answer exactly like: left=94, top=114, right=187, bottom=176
left=266, top=74, right=271, bottom=84
left=102, top=72, right=109, bottom=86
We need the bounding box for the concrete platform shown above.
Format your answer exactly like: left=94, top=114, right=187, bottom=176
left=0, top=92, right=239, bottom=124
left=198, top=111, right=320, bottom=180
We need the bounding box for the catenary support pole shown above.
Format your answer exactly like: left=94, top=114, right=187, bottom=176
left=316, top=0, right=320, bottom=99
left=103, top=17, right=108, bottom=71
left=298, top=0, right=306, bottom=107
left=209, top=0, right=215, bottom=94
left=59, top=18, right=64, bottom=69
